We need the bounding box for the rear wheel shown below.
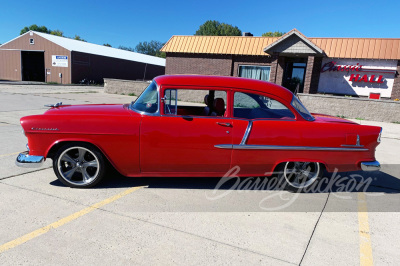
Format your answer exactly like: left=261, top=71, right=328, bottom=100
left=282, top=162, right=321, bottom=189
left=53, top=143, right=105, bottom=188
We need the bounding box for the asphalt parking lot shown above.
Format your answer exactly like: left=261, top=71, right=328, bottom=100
left=0, top=83, right=399, bottom=265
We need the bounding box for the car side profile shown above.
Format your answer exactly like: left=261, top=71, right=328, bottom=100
left=16, top=75, right=382, bottom=188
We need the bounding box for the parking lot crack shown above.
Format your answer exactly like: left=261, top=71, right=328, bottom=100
left=298, top=192, right=331, bottom=265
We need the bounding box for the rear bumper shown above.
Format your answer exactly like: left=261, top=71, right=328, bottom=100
left=15, top=151, right=44, bottom=168
left=361, top=161, right=381, bottom=171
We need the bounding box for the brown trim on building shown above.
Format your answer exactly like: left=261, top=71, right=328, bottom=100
left=275, top=56, right=285, bottom=86
left=304, top=56, right=322, bottom=94
left=392, top=60, right=400, bottom=100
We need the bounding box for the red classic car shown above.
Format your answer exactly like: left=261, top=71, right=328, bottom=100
left=16, top=75, right=382, bottom=188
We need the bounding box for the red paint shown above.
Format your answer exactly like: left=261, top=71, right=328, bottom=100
left=369, top=93, right=381, bottom=100
left=359, top=75, right=369, bottom=82
left=321, top=61, right=363, bottom=73
left=377, top=75, right=384, bottom=83
left=19, top=75, right=382, bottom=176
left=349, top=74, right=385, bottom=83
left=349, top=74, right=360, bottom=82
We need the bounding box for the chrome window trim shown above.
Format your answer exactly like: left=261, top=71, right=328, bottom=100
left=214, top=144, right=368, bottom=151
left=130, top=81, right=161, bottom=116
left=240, top=121, right=253, bottom=145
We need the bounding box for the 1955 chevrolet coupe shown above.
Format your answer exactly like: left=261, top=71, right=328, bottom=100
left=16, top=75, right=382, bottom=188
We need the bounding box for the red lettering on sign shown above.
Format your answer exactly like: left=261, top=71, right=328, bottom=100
left=349, top=74, right=360, bottom=82
left=359, top=75, right=369, bottom=82
left=348, top=74, right=385, bottom=83
left=369, top=75, right=376, bottom=83
left=320, top=61, right=363, bottom=73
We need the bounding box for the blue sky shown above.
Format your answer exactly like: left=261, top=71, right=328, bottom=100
left=1, top=0, right=399, bottom=48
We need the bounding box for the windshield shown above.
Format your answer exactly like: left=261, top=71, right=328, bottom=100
left=131, top=81, right=158, bottom=113
left=291, top=95, right=314, bottom=121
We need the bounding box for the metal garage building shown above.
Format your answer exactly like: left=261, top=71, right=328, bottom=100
left=0, top=31, right=165, bottom=84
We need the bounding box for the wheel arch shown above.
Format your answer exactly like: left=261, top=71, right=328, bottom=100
left=46, top=139, right=120, bottom=174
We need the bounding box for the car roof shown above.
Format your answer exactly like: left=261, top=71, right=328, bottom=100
left=154, top=75, right=294, bottom=103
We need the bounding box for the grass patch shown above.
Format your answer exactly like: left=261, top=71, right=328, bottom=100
left=128, top=93, right=136, bottom=96
left=392, top=121, right=400, bottom=124
left=336, top=115, right=347, bottom=119
left=355, top=117, right=365, bottom=120
left=46, top=82, right=58, bottom=84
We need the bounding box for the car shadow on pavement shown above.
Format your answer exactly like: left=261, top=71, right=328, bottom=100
left=50, top=167, right=400, bottom=194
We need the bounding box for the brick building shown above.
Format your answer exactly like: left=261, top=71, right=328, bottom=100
left=161, top=29, right=400, bottom=100
left=0, top=31, right=165, bottom=84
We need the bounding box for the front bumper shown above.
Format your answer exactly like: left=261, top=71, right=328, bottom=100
left=15, top=151, right=45, bottom=168
left=361, top=161, right=381, bottom=171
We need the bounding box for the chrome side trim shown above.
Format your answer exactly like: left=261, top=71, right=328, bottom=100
left=240, top=121, right=253, bottom=145
left=15, top=151, right=44, bottom=168
left=341, top=144, right=364, bottom=148
left=214, top=144, right=368, bottom=151
left=361, top=161, right=381, bottom=171
left=215, top=144, right=233, bottom=149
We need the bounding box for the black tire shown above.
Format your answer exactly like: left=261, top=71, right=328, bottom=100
left=53, top=143, right=106, bottom=188
left=279, top=161, right=322, bottom=191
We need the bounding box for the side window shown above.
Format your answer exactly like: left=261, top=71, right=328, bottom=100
left=164, top=89, right=177, bottom=115
left=234, top=92, right=295, bottom=119
left=163, top=89, right=227, bottom=117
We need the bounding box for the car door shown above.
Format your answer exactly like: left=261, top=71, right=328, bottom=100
left=139, top=87, right=233, bottom=174
left=229, top=91, right=298, bottom=176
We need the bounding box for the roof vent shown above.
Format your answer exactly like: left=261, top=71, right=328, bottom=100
left=242, top=32, right=253, bottom=37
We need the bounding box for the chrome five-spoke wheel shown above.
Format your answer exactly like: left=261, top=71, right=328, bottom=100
left=53, top=144, right=105, bottom=188
left=283, top=162, right=321, bottom=189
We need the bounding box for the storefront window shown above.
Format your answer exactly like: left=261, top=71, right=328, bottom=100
left=239, top=65, right=270, bottom=81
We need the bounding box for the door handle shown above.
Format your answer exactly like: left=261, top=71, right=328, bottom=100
left=216, top=122, right=232, bottom=127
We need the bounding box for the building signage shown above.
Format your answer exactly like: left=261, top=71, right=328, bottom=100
left=320, top=61, right=397, bottom=85
left=52, top=55, right=68, bottom=67
left=318, top=59, right=397, bottom=98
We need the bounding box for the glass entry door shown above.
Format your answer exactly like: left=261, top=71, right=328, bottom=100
left=282, top=59, right=307, bottom=93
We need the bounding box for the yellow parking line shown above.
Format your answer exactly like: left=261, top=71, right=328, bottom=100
left=0, top=152, right=21, bottom=158
left=0, top=186, right=144, bottom=253
left=358, top=192, right=373, bottom=266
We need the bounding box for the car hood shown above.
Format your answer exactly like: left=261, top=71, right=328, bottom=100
left=44, top=104, right=134, bottom=116
left=312, top=113, right=358, bottom=124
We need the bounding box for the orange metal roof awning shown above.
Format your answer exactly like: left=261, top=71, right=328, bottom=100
left=161, top=32, right=400, bottom=60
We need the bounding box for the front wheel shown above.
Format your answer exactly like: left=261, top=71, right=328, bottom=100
left=53, top=143, right=106, bottom=188
left=282, top=161, right=321, bottom=189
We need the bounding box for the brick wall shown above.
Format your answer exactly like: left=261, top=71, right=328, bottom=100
left=298, top=93, right=400, bottom=122
left=165, top=53, right=232, bottom=76
left=269, top=54, right=279, bottom=83
left=275, top=56, right=285, bottom=86
left=104, top=78, right=150, bottom=95
left=392, top=60, right=400, bottom=100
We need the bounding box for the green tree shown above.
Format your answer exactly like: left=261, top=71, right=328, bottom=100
left=118, top=45, right=135, bottom=52
left=262, top=31, right=285, bottom=37
left=20, top=24, right=50, bottom=35
left=135, top=40, right=166, bottom=58
left=50, top=30, right=64, bottom=36
left=73, top=35, right=86, bottom=42
left=195, top=20, right=242, bottom=36
left=103, top=43, right=112, bottom=47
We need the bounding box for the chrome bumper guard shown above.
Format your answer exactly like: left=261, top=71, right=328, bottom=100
left=15, top=151, right=45, bottom=168
left=361, top=161, right=381, bottom=171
